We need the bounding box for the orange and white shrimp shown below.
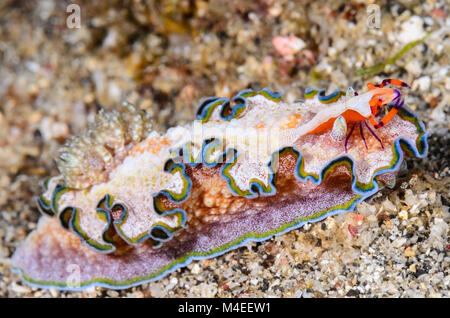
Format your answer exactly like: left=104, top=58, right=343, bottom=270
left=294, top=79, right=409, bottom=152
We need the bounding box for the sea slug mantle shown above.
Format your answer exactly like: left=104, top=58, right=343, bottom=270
left=12, top=79, right=428, bottom=290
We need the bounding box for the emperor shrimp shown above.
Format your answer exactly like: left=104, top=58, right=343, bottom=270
left=292, top=78, right=409, bottom=152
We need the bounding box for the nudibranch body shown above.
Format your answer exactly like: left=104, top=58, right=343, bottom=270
left=12, top=79, right=428, bottom=290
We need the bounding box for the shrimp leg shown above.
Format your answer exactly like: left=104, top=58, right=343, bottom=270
left=367, top=79, right=410, bottom=90
left=364, top=121, right=384, bottom=149
left=373, top=98, right=405, bottom=128
left=345, top=123, right=356, bottom=153
left=359, top=122, right=368, bottom=150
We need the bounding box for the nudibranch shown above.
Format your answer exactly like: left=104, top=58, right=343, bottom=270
left=12, top=79, right=428, bottom=290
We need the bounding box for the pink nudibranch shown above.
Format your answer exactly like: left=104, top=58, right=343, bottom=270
left=12, top=81, right=427, bottom=290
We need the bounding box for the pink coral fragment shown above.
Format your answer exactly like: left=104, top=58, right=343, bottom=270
left=272, top=35, right=306, bottom=58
